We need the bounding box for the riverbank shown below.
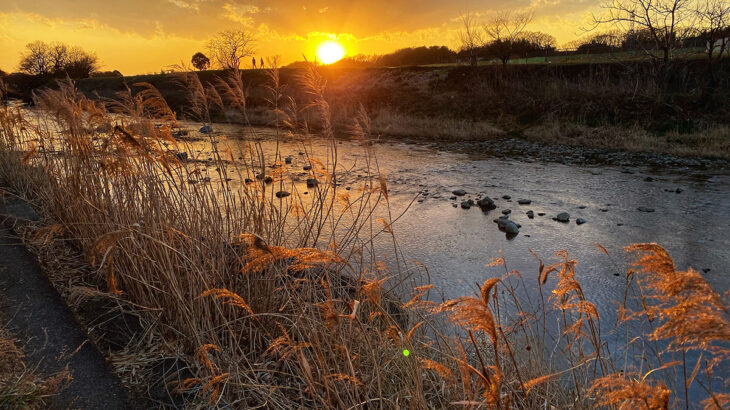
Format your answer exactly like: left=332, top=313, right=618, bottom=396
left=178, top=120, right=730, bottom=170
left=63, top=60, right=730, bottom=162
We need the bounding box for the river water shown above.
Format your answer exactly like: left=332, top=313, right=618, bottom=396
left=180, top=124, right=729, bottom=308
left=185, top=125, right=730, bottom=398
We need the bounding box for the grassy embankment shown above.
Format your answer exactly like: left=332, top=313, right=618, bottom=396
left=0, top=66, right=728, bottom=408
left=71, top=55, right=730, bottom=160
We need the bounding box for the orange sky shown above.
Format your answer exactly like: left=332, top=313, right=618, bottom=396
left=0, top=1, right=599, bottom=75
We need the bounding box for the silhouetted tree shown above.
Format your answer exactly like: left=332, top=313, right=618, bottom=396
left=90, top=70, right=123, bottom=78
left=694, top=0, right=730, bottom=61
left=594, top=0, right=693, bottom=63
left=206, top=30, right=256, bottom=70
left=459, top=12, right=484, bottom=66
left=575, top=31, right=623, bottom=54
left=693, top=0, right=730, bottom=96
left=191, top=52, right=210, bottom=71
left=64, top=47, right=98, bottom=78
left=19, top=41, right=53, bottom=76
left=328, top=54, right=376, bottom=68
left=483, top=11, right=534, bottom=66
left=377, top=46, right=458, bottom=66
left=522, top=31, right=557, bottom=52
left=19, top=41, right=98, bottom=78
left=48, top=42, right=69, bottom=74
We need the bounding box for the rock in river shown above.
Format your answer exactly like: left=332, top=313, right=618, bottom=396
left=637, top=207, right=655, bottom=213
left=461, top=199, right=474, bottom=209
left=306, top=178, right=318, bottom=188
left=452, top=189, right=467, bottom=196
left=517, top=199, right=531, bottom=205
left=526, top=210, right=534, bottom=219
left=285, top=156, right=293, bottom=164
left=495, top=217, right=519, bottom=234
left=199, top=125, right=212, bottom=134
left=276, top=191, right=290, bottom=198
left=502, top=209, right=511, bottom=215
left=556, top=212, right=570, bottom=223
left=477, top=197, right=496, bottom=211
left=503, top=220, right=519, bottom=234
left=576, top=218, right=586, bottom=225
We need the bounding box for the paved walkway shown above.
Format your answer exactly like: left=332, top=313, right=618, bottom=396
left=0, top=195, right=133, bottom=409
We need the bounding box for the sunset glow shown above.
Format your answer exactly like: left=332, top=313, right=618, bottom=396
left=316, top=41, right=345, bottom=65
left=0, top=1, right=588, bottom=75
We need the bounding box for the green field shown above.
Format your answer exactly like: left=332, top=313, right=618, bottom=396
left=417, top=47, right=709, bottom=68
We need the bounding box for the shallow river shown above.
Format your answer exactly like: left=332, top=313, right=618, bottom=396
left=180, top=123, right=730, bottom=399
left=181, top=124, right=729, bottom=307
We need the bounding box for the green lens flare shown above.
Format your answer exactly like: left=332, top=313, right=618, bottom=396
left=402, top=349, right=410, bottom=357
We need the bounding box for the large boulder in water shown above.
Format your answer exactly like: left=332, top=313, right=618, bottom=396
left=452, top=189, right=467, bottom=196
left=556, top=212, right=570, bottom=223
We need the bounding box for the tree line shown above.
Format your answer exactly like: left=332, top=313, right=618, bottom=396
left=16, top=41, right=99, bottom=79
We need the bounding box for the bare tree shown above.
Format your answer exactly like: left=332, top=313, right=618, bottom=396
left=19, top=41, right=52, bottom=76
left=483, top=11, right=534, bottom=66
left=206, top=30, right=256, bottom=70
left=48, top=42, right=69, bottom=74
left=458, top=12, right=484, bottom=66
left=522, top=31, right=557, bottom=50
left=65, top=47, right=99, bottom=78
left=19, top=41, right=98, bottom=78
left=695, top=0, right=730, bottom=61
left=693, top=0, right=730, bottom=95
left=594, top=0, right=694, bottom=62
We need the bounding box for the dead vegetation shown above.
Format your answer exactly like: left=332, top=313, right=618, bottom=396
left=524, top=121, right=730, bottom=159
left=1, top=64, right=728, bottom=408
left=0, top=317, right=71, bottom=409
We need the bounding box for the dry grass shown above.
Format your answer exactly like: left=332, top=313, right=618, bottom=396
left=524, top=121, right=730, bottom=159
left=1, top=64, right=728, bottom=408
left=0, top=318, right=70, bottom=409
left=370, top=109, right=504, bottom=141
left=0, top=323, right=41, bottom=409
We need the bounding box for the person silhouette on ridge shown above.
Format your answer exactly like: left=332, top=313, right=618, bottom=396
left=252, top=57, right=257, bottom=69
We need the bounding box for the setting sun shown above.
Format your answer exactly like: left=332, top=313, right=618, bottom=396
left=316, top=41, right=345, bottom=65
